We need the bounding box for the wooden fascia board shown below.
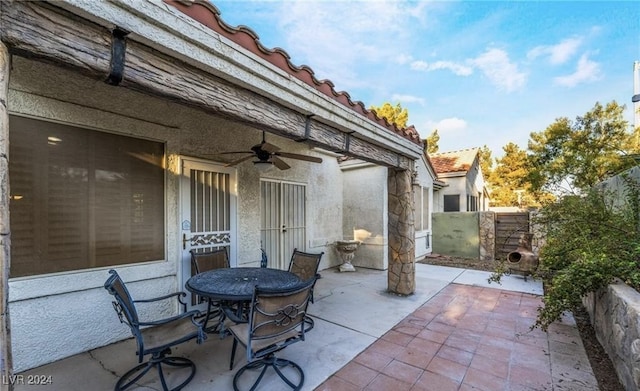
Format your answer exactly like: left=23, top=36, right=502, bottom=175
left=7, top=0, right=420, bottom=169
left=420, top=153, right=438, bottom=182
left=437, top=171, right=466, bottom=178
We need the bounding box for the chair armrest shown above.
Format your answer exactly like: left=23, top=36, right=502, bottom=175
left=138, top=309, right=202, bottom=327
left=221, top=301, right=249, bottom=324
left=139, top=309, right=207, bottom=344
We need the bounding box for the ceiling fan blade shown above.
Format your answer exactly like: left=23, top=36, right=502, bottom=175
left=219, top=151, right=254, bottom=155
left=261, top=142, right=280, bottom=153
left=224, top=154, right=255, bottom=167
left=275, top=152, right=323, bottom=163
left=271, top=156, right=291, bottom=170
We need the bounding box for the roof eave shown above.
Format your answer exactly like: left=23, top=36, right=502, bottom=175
left=55, top=0, right=422, bottom=159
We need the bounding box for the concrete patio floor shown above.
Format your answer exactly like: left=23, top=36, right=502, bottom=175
left=14, top=264, right=598, bottom=390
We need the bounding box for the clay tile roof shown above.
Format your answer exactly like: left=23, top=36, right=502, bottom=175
left=430, top=148, right=479, bottom=174
left=164, top=0, right=422, bottom=146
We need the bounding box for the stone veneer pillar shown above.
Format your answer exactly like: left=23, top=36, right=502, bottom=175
left=478, top=211, right=495, bottom=261
left=0, top=41, right=13, bottom=387
left=387, top=168, right=415, bottom=295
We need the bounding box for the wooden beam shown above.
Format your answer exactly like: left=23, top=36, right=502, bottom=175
left=0, top=40, right=13, bottom=389
left=0, top=1, right=413, bottom=169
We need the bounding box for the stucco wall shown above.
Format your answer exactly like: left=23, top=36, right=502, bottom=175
left=432, top=212, right=480, bottom=258
left=7, top=56, right=345, bottom=370
left=340, top=162, right=388, bottom=270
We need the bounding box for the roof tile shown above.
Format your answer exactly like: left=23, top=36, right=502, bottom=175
left=164, top=0, right=422, bottom=145
left=430, top=148, right=479, bottom=174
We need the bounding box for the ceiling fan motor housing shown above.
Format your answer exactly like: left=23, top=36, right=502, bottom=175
left=252, top=143, right=272, bottom=161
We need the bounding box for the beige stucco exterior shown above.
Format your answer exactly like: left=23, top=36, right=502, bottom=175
left=7, top=57, right=349, bottom=371
left=1, top=0, right=424, bottom=373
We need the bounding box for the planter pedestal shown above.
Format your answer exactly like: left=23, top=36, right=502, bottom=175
left=335, top=240, right=360, bottom=272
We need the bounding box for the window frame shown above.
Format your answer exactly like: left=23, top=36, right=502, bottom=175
left=8, top=114, right=167, bottom=278
left=443, top=194, right=460, bottom=212
left=414, top=185, right=430, bottom=232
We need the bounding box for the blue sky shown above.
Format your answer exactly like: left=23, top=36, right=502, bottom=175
left=211, top=1, right=640, bottom=158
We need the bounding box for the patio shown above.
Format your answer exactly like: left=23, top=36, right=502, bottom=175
left=14, top=264, right=598, bottom=390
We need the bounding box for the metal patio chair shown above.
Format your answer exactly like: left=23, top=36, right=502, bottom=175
left=190, top=247, right=230, bottom=275
left=288, top=248, right=323, bottom=304
left=260, top=248, right=268, bottom=268
left=228, top=279, right=315, bottom=390
left=104, top=269, right=206, bottom=391
left=288, top=248, right=323, bottom=332
left=190, top=248, right=230, bottom=330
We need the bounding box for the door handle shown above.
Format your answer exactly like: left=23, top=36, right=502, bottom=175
left=183, top=233, right=189, bottom=250
left=282, top=225, right=287, bottom=233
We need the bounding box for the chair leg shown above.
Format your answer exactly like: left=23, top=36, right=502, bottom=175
left=116, top=361, right=155, bottom=390
left=303, top=315, right=314, bottom=333
left=230, top=338, right=238, bottom=370
left=158, top=357, right=196, bottom=391
left=232, top=354, right=304, bottom=391
left=116, top=353, right=196, bottom=391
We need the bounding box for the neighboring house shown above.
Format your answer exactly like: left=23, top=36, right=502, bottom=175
left=0, top=0, right=424, bottom=372
left=431, top=148, right=490, bottom=212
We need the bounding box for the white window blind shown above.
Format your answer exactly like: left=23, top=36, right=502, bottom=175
left=9, top=116, right=165, bottom=277
left=414, top=186, right=430, bottom=231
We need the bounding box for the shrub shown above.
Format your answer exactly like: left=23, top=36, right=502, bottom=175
left=491, top=175, right=640, bottom=331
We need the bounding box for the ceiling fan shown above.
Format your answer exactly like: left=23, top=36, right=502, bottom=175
left=219, top=131, right=323, bottom=170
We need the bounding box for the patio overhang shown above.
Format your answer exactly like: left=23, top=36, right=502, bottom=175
left=0, top=0, right=423, bottom=170
left=433, top=179, right=448, bottom=190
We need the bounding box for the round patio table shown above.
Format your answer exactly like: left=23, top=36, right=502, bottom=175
left=185, top=267, right=302, bottom=302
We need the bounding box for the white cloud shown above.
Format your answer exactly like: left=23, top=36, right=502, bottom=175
left=408, top=48, right=525, bottom=91
left=553, top=53, right=602, bottom=87
left=275, top=1, right=427, bottom=90
left=425, top=117, right=468, bottom=133
left=410, top=60, right=473, bottom=76
left=391, top=94, right=426, bottom=105
left=471, top=48, right=527, bottom=92
left=527, top=37, right=583, bottom=64
left=396, top=54, right=414, bottom=65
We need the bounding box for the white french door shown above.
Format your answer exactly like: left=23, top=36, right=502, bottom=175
left=180, top=158, right=237, bottom=311
left=260, top=180, right=306, bottom=269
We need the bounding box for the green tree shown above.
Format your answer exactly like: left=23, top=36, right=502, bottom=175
left=527, top=101, right=635, bottom=194
left=488, top=143, right=526, bottom=207
left=487, top=143, right=553, bottom=207
left=425, top=129, right=439, bottom=154
left=478, top=145, right=493, bottom=179
left=369, top=102, right=409, bottom=129
left=529, top=182, right=640, bottom=330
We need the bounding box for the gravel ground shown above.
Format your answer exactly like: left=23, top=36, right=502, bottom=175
left=419, top=254, right=625, bottom=391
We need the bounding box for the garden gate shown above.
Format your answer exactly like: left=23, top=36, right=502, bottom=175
left=494, top=212, right=530, bottom=259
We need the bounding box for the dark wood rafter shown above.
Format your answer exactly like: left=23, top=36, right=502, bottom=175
left=0, top=39, right=12, bottom=386
left=0, top=1, right=414, bottom=169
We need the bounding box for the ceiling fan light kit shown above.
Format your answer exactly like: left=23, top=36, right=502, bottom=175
left=253, top=160, right=274, bottom=172
left=219, top=131, right=323, bottom=171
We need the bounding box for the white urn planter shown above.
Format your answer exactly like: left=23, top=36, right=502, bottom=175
left=335, top=240, right=361, bottom=272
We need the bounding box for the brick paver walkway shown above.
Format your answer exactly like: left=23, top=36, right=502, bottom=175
left=315, top=283, right=596, bottom=391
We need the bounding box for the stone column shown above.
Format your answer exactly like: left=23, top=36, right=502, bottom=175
left=0, top=42, right=12, bottom=389
left=478, top=211, right=495, bottom=261
left=387, top=168, right=415, bottom=295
